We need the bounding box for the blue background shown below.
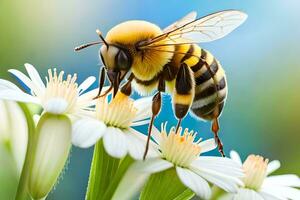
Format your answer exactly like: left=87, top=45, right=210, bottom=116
left=0, top=0, right=299, bottom=199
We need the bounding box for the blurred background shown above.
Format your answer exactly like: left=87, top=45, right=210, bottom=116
left=0, top=0, right=299, bottom=199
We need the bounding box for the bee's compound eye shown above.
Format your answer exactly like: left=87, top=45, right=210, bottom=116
left=117, top=50, right=131, bottom=70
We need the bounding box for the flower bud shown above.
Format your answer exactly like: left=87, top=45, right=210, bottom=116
left=0, top=100, right=28, bottom=174
left=28, top=113, right=71, bottom=199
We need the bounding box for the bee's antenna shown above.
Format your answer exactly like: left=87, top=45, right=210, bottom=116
left=74, top=41, right=103, bottom=51
left=96, top=29, right=109, bottom=48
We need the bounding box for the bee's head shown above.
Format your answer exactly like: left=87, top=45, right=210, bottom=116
left=75, top=29, right=132, bottom=97
left=100, top=44, right=132, bottom=90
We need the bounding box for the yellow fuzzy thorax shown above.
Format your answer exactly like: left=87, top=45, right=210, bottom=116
left=105, top=20, right=175, bottom=81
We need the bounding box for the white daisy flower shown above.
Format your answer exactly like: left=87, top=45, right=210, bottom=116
left=0, top=63, right=98, bottom=116
left=226, top=150, right=300, bottom=200
left=128, top=123, right=244, bottom=200
left=0, top=64, right=103, bottom=199
left=72, top=92, right=157, bottom=160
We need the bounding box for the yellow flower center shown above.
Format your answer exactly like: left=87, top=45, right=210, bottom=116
left=42, top=69, right=79, bottom=114
left=243, top=155, right=268, bottom=190
left=159, top=123, right=201, bottom=168
left=96, top=92, right=137, bottom=129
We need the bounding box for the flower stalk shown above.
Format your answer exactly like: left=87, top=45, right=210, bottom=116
left=85, top=139, right=135, bottom=200
left=140, top=168, right=195, bottom=200
left=85, top=140, right=120, bottom=200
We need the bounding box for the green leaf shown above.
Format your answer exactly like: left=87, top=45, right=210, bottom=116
left=102, top=155, right=134, bottom=200
left=140, top=168, right=195, bottom=200
left=15, top=103, right=36, bottom=200
left=85, top=140, right=120, bottom=200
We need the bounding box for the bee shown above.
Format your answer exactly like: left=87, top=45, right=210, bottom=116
left=75, top=10, right=247, bottom=159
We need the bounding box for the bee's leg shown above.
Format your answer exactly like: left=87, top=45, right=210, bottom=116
left=143, top=77, right=165, bottom=160
left=93, top=67, right=106, bottom=99
left=174, top=63, right=195, bottom=133
left=212, top=117, right=225, bottom=157
left=120, top=73, right=134, bottom=96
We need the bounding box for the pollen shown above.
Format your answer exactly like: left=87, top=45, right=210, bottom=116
left=96, top=92, right=137, bottom=129
left=243, top=155, right=269, bottom=190
left=159, top=123, right=202, bottom=168
left=42, top=69, right=79, bottom=114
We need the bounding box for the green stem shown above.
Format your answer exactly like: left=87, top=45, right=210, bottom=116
left=210, top=185, right=226, bottom=200
left=85, top=140, right=120, bottom=200
left=102, top=155, right=134, bottom=200
left=140, top=168, right=195, bottom=200
left=15, top=103, right=36, bottom=200
left=173, top=189, right=195, bottom=200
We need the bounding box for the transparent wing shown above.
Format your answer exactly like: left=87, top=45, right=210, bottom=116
left=163, top=11, right=197, bottom=33
left=138, top=10, right=247, bottom=48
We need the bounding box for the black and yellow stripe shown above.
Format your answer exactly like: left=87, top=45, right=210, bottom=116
left=134, top=43, right=227, bottom=121
left=190, top=47, right=227, bottom=120
left=170, top=43, right=228, bottom=121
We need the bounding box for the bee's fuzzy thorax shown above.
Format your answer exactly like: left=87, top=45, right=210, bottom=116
left=106, top=20, right=174, bottom=81
left=106, top=20, right=161, bottom=45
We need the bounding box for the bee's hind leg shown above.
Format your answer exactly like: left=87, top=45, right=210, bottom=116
left=212, top=117, right=225, bottom=157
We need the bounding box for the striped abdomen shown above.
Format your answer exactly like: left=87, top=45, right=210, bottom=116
left=188, top=46, right=227, bottom=121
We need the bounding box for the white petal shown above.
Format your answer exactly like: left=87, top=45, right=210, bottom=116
left=8, top=69, right=38, bottom=93
left=78, top=76, right=96, bottom=94
left=125, top=128, right=159, bottom=160
left=24, top=63, right=45, bottom=89
left=193, top=156, right=244, bottom=177
left=260, top=184, right=300, bottom=200
left=233, top=188, right=264, bottom=200
left=264, top=174, right=300, bottom=187
left=176, top=167, right=211, bottom=199
left=132, top=158, right=173, bottom=174
left=199, top=138, right=217, bottom=153
left=150, top=125, right=161, bottom=144
left=103, top=127, right=128, bottom=158
left=133, top=96, right=152, bottom=122
left=0, top=89, right=39, bottom=104
left=191, top=158, right=243, bottom=192
left=0, top=79, right=22, bottom=91
left=72, top=118, right=106, bottom=148
left=78, top=88, right=99, bottom=100
left=259, top=191, right=282, bottom=200
left=131, top=119, right=150, bottom=127
left=266, top=160, right=281, bottom=175
left=230, top=150, right=243, bottom=166
left=77, top=86, right=109, bottom=104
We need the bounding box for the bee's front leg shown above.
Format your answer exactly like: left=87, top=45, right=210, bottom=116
left=120, top=73, right=134, bottom=96
left=174, top=63, right=195, bottom=133
left=94, top=67, right=107, bottom=99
